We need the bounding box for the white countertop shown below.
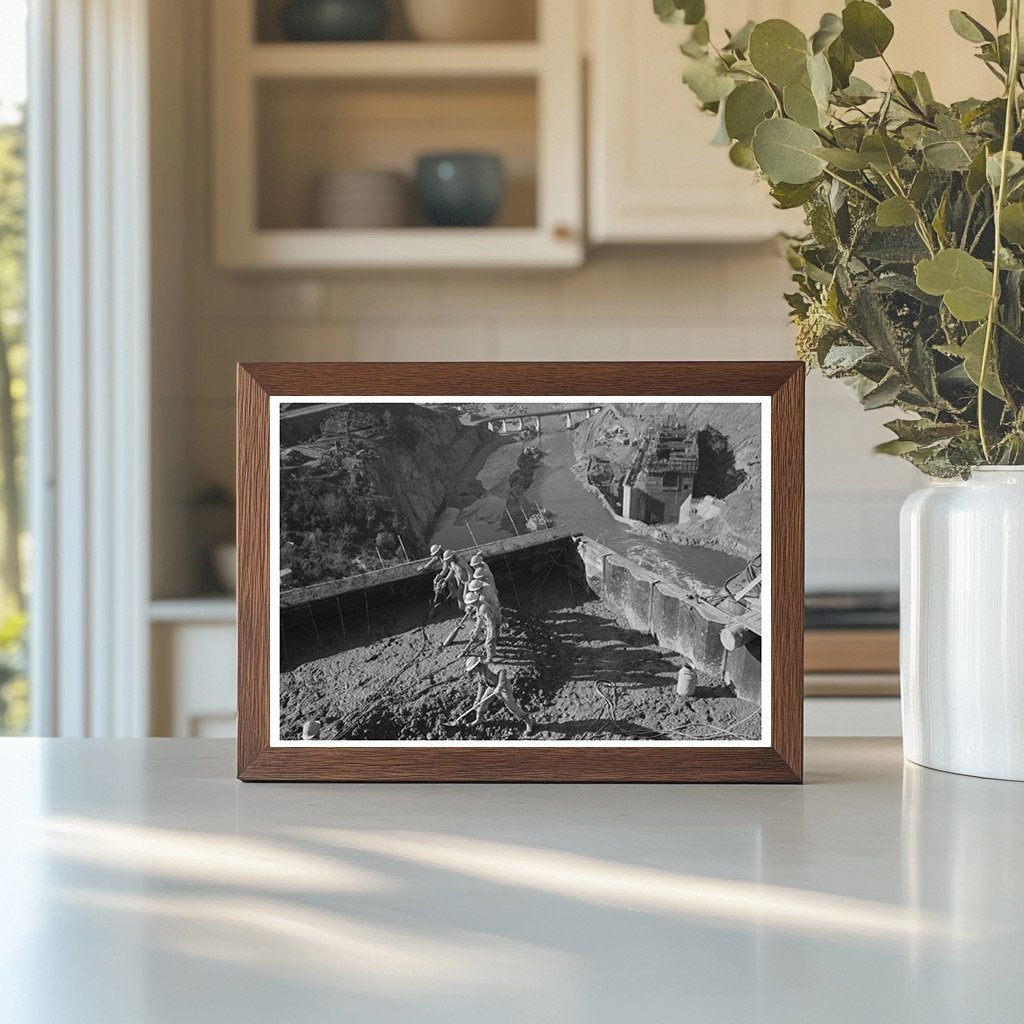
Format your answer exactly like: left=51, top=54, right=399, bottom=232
left=1, top=738, right=1020, bottom=1023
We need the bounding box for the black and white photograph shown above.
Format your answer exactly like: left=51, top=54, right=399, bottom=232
left=271, top=397, right=769, bottom=745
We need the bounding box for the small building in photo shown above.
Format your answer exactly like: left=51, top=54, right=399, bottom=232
left=622, top=426, right=700, bottom=525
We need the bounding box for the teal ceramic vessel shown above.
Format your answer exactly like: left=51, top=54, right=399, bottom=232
left=415, top=152, right=505, bottom=228
left=281, top=0, right=388, bottom=42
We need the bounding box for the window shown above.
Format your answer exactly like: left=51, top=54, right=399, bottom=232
left=661, top=472, right=681, bottom=491
left=0, top=0, right=27, bottom=734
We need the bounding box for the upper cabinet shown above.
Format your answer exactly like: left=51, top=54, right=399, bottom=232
left=587, top=0, right=816, bottom=244
left=211, top=0, right=1006, bottom=267
left=211, top=0, right=584, bottom=269
left=586, top=0, right=999, bottom=245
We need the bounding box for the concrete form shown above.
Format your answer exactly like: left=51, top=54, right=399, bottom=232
left=622, top=427, right=700, bottom=525
left=282, top=528, right=761, bottom=699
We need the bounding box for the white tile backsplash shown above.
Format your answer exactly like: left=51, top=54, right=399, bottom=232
left=182, top=251, right=917, bottom=593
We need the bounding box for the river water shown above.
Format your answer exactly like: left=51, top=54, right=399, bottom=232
left=429, top=425, right=747, bottom=589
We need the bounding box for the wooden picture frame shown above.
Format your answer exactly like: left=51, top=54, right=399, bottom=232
left=237, top=362, right=804, bottom=782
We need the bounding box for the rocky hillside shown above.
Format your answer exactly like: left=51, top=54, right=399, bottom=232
left=572, top=402, right=763, bottom=558
left=280, top=404, right=489, bottom=585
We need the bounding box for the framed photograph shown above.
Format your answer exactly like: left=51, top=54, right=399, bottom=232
left=237, top=362, right=804, bottom=782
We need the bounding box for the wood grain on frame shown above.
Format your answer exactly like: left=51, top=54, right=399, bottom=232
left=237, top=362, right=804, bottom=783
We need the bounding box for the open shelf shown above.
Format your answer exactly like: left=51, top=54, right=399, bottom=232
left=254, top=0, right=538, bottom=44
left=249, top=41, right=544, bottom=77
left=257, top=76, right=538, bottom=232
left=213, top=0, right=582, bottom=268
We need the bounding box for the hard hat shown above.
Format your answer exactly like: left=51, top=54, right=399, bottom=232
left=465, top=656, right=482, bottom=672
left=470, top=553, right=485, bottom=566
left=472, top=566, right=487, bottom=578
left=467, top=579, right=486, bottom=592
left=429, top=544, right=442, bottom=556
left=464, top=590, right=480, bottom=604
left=442, top=549, right=455, bottom=561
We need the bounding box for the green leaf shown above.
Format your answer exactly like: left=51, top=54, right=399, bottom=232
left=948, top=10, right=994, bottom=44
left=1000, top=203, right=1024, bottom=244
left=993, top=0, right=1008, bottom=24
left=827, top=36, right=855, bottom=88
left=723, top=81, right=775, bottom=144
left=770, top=180, right=820, bottom=209
left=729, top=140, right=757, bottom=169
left=860, top=133, right=904, bottom=173
left=810, top=12, right=843, bottom=54
left=986, top=150, right=1024, bottom=191
left=814, top=146, right=872, bottom=170
left=875, top=439, right=922, bottom=455
left=842, top=1, right=895, bottom=59
left=885, top=418, right=963, bottom=443
left=967, top=144, right=991, bottom=193
left=939, top=325, right=1006, bottom=397
left=748, top=20, right=809, bottom=86
left=909, top=164, right=933, bottom=205
left=751, top=118, right=828, bottom=184
left=682, top=57, right=736, bottom=104
left=724, top=20, right=755, bottom=53
left=915, top=249, right=994, bottom=322
left=862, top=374, right=903, bottom=409
left=892, top=72, right=922, bottom=110
left=784, top=80, right=825, bottom=129
left=923, top=140, right=973, bottom=171
left=913, top=71, right=935, bottom=104
left=876, top=197, right=918, bottom=228
left=808, top=51, right=833, bottom=109
left=837, top=76, right=879, bottom=104
left=653, top=0, right=705, bottom=26
left=932, top=190, right=950, bottom=246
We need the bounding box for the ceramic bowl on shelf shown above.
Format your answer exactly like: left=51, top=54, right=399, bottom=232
left=281, top=0, right=389, bottom=42
left=403, top=0, right=535, bottom=42
left=315, top=167, right=407, bottom=229
left=415, top=152, right=504, bottom=227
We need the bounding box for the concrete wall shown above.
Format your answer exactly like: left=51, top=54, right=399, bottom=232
left=576, top=537, right=760, bottom=699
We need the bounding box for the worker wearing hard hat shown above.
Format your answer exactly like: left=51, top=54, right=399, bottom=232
left=465, top=588, right=501, bottom=662
left=465, top=656, right=534, bottom=735
left=469, top=553, right=496, bottom=590
left=466, top=577, right=500, bottom=617
left=434, top=549, right=472, bottom=611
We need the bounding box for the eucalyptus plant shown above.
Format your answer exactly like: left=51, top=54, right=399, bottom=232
left=657, top=0, right=1024, bottom=475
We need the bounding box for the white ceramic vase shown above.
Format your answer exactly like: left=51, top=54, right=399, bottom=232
left=900, top=467, right=1024, bottom=780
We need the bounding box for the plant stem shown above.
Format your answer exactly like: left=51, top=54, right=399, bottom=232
left=979, top=0, right=1021, bottom=462
left=822, top=167, right=881, bottom=205
left=884, top=171, right=939, bottom=254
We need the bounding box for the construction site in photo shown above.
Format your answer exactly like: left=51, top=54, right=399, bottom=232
left=279, top=529, right=762, bottom=744
left=277, top=399, right=765, bottom=743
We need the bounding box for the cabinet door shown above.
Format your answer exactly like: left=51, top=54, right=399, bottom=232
left=587, top=0, right=808, bottom=243
left=587, top=0, right=997, bottom=244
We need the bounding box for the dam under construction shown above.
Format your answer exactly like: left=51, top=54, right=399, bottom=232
left=278, top=529, right=762, bottom=744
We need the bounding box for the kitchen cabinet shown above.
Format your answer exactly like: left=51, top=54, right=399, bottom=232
left=150, top=601, right=237, bottom=737
left=211, top=0, right=583, bottom=269
left=587, top=0, right=812, bottom=243
left=587, top=0, right=998, bottom=244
